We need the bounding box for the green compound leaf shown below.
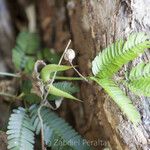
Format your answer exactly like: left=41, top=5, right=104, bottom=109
left=12, top=46, right=26, bottom=70
left=92, top=33, right=150, bottom=78
left=124, top=62, right=150, bottom=97
left=91, top=77, right=141, bottom=125
left=16, top=31, right=40, bottom=54
left=7, top=107, right=35, bottom=150
left=12, top=31, right=40, bottom=73
left=30, top=105, right=93, bottom=150
left=22, top=80, right=32, bottom=94
left=43, top=48, right=61, bottom=64
left=128, top=62, right=150, bottom=81
left=23, top=93, right=41, bottom=104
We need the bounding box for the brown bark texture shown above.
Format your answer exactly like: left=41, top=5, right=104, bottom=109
left=36, top=0, right=150, bottom=150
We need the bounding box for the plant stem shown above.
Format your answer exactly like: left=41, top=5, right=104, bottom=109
left=37, top=40, right=72, bottom=150
left=69, top=61, right=89, bottom=82
left=50, top=40, right=71, bottom=85
left=0, top=72, right=20, bottom=78
left=0, top=92, right=17, bottom=99
left=0, top=92, right=24, bottom=101
left=38, top=104, right=45, bottom=150
left=55, top=76, right=84, bottom=80
left=54, top=76, right=92, bottom=81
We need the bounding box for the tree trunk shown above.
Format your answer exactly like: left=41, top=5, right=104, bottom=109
left=37, top=0, right=150, bottom=149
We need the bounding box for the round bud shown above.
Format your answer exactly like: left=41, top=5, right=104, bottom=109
left=64, top=49, right=75, bottom=62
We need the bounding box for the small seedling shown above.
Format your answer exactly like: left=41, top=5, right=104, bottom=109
left=1, top=31, right=150, bottom=150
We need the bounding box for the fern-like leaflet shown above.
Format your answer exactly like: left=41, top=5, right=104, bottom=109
left=92, top=33, right=150, bottom=78
left=92, top=78, right=141, bottom=124
left=30, top=105, right=93, bottom=150
left=91, top=32, right=150, bottom=124
left=124, top=62, right=150, bottom=96
left=16, top=31, right=40, bottom=54
left=53, top=81, right=79, bottom=94
left=7, top=107, right=35, bottom=150
left=12, top=31, right=40, bottom=73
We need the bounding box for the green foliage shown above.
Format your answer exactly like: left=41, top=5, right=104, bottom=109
left=43, top=48, right=61, bottom=64
left=48, top=84, right=80, bottom=101
left=92, top=33, right=150, bottom=78
left=36, top=48, right=61, bottom=64
left=16, top=31, right=40, bottom=54
left=128, top=62, right=150, bottom=80
left=6, top=80, right=83, bottom=150
left=23, top=93, right=41, bottom=104
left=7, top=105, right=93, bottom=150
left=91, top=32, right=150, bottom=124
left=40, top=64, right=73, bottom=82
left=12, top=31, right=40, bottom=73
left=22, top=80, right=32, bottom=94
left=21, top=79, right=41, bottom=104
left=124, top=62, right=150, bottom=97
left=47, top=81, right=79, bottom=101
left=39, top=64, right=80, bottom=101
left=8, top=30, right=92, bottom=150
left=92, top=78, right=141, bottom=125
left=30, top=105, right=93, bottom=150
left=7, top=107, right=35, bottom=150
left=9, top=30, right=150, bottom=150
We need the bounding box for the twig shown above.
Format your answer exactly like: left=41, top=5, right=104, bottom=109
left=37, top=104, right=45, bottom=150
left=69, top=61, right=88, bottom=82
left=50, top=40, right=71, bottom=85
left=0, top=72, right=20, bottom=78
left=54, top=76, right=84, bottom=81
left=37, top=40, right=71, bottom=150
left=0, top=92, right=24, bottom=102
left=0, top=92, right=17, bottom=99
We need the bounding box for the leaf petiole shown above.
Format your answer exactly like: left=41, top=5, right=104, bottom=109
left=54, top=76, right=92, bottom=81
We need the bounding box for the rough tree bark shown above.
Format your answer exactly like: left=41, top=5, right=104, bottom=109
left=37, top=0, right=150, bottom=150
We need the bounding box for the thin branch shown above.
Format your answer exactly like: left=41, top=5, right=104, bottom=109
left=54, top=76, right=92, bottom=81
left=0, top=72, right=20, bottom=78
left=0, top=92, right=24, bottom=102
left=54, top=76, right=84, bottom=80
left=50, top=40, right=71, bottom=85
left=0, top=92, right=16, bottom=99
left=37, top=40, right=72, bottom=150
left=38, top=104, right=45, bottom=150
left=69, top=61, right=89, bottom=82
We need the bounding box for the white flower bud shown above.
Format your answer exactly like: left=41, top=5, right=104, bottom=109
left=64, top=49, right=75, bottom=62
